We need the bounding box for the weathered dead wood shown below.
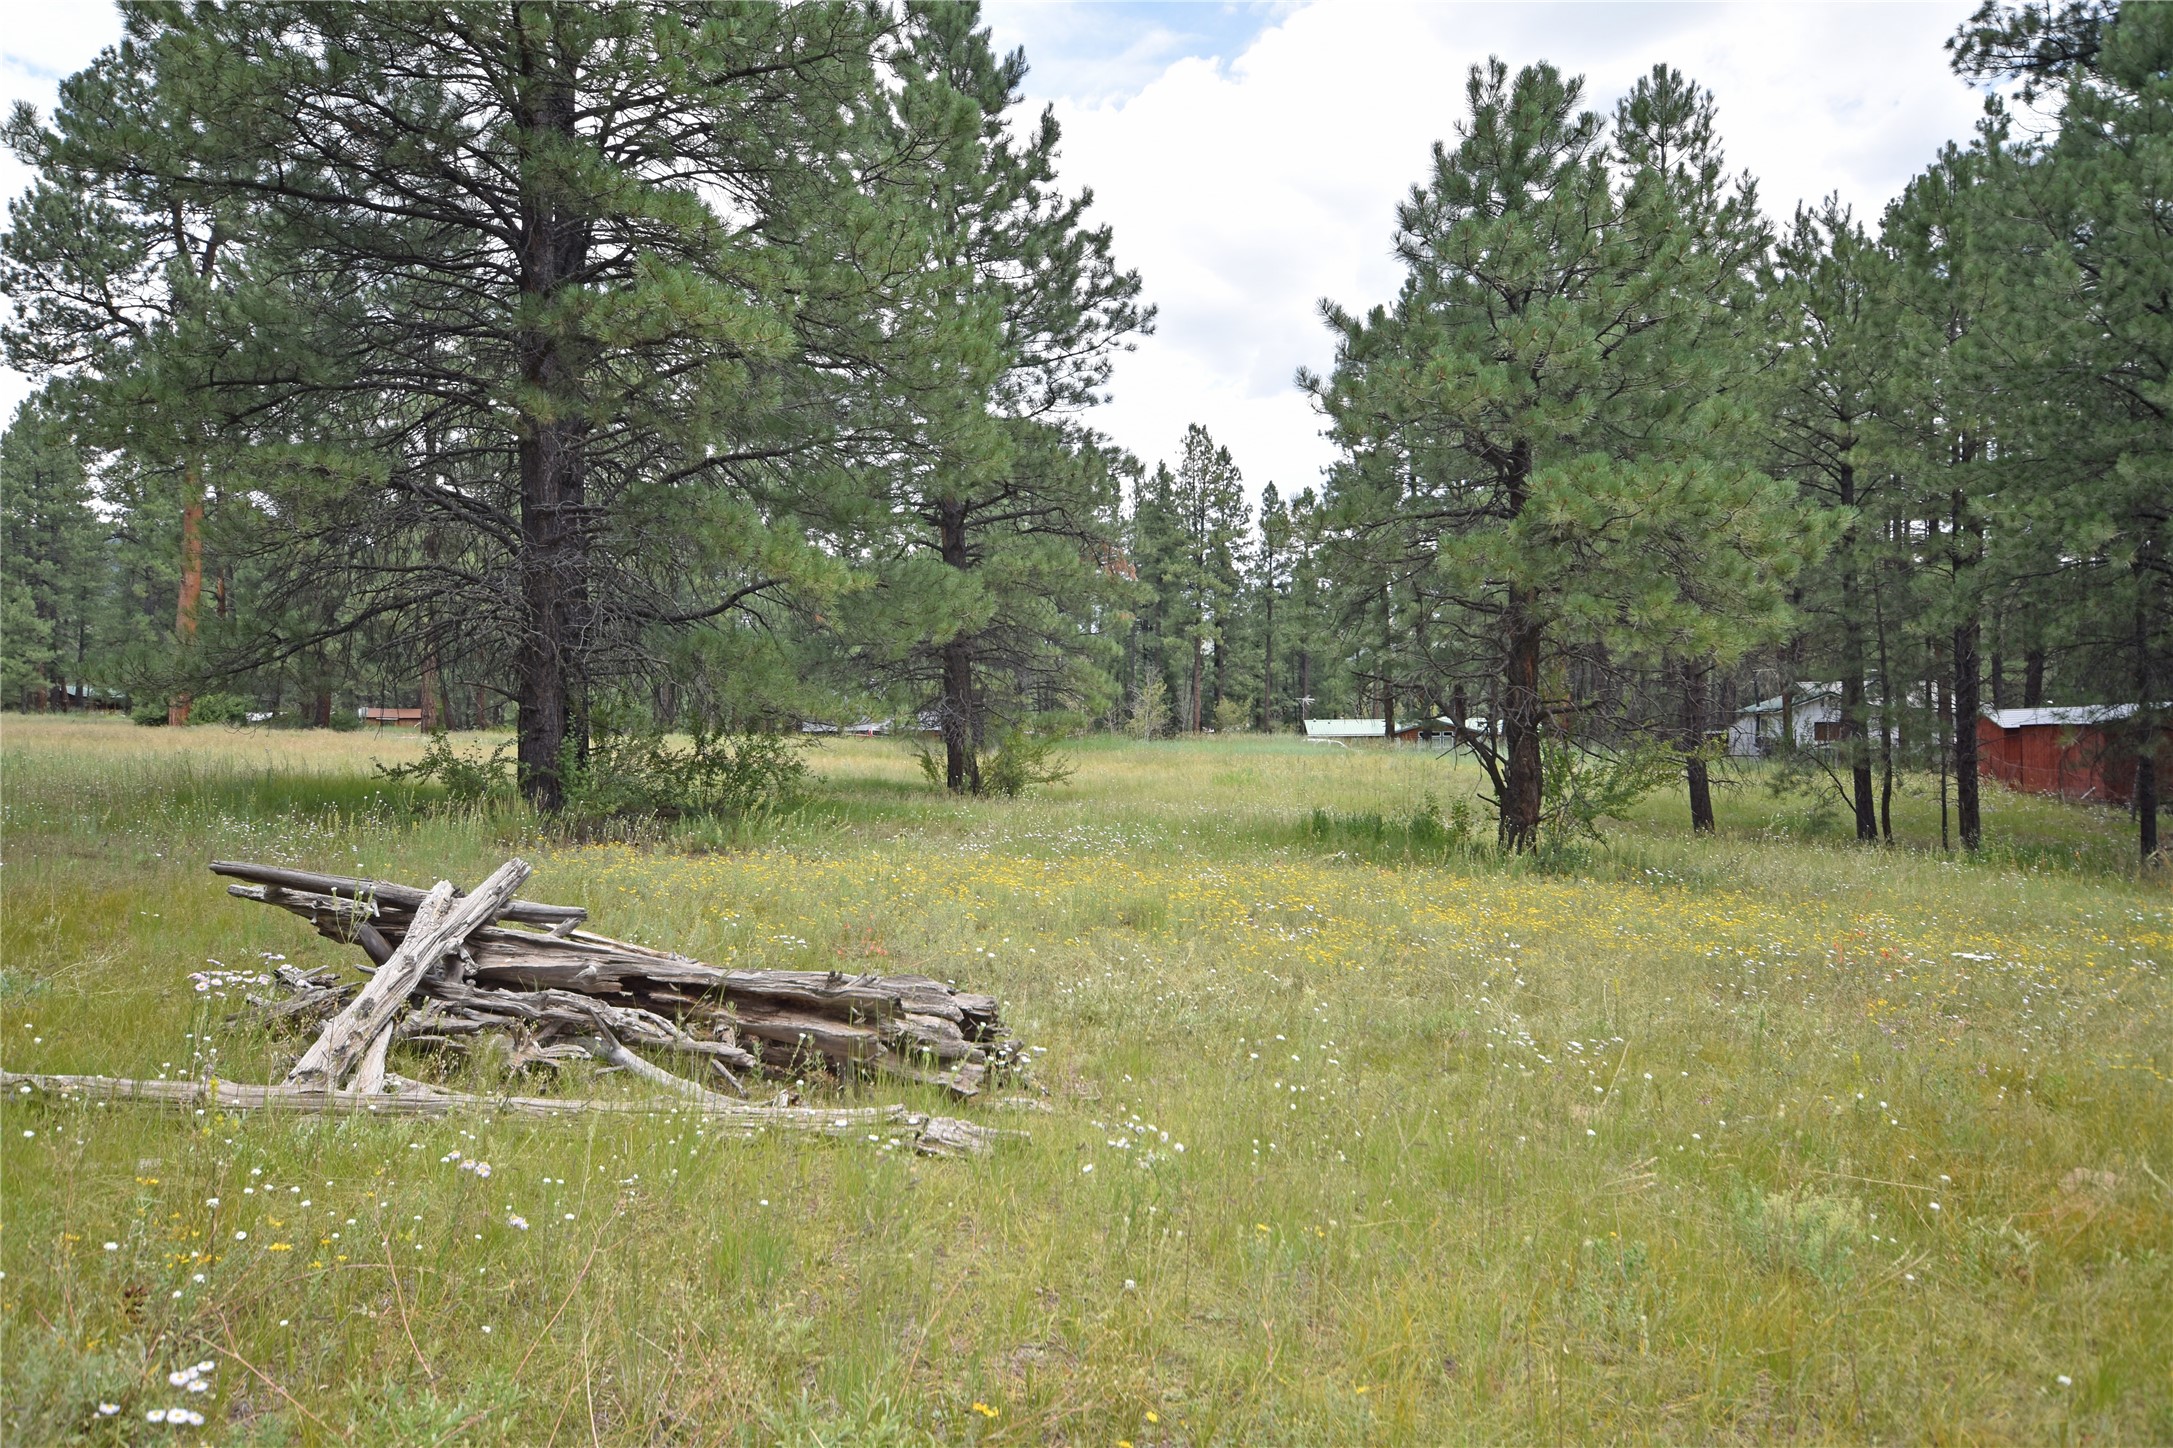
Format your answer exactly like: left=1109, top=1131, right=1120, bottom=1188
left=0, top=1070, right=1005, bottom=1157
left=285, top=881, right=455, bottom=1090
left=286, top=861, right=530, bottom=1090
left=348, top=1025, right=394, bottom=1097
left=209, top=861, right=583, bottom=928
left=582, top=1028, right=740, bottom=1106
left=220, top=857, right=1023, bottom=1099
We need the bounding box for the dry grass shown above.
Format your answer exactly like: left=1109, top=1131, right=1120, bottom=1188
left=3, top=714, right=2169, bottom=1443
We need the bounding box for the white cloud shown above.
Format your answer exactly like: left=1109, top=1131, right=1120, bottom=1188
left=990, top=1, right=1991, bottom=501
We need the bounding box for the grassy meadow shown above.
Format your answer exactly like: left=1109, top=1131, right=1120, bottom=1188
left=2, top=713, right=2170, bottom=1443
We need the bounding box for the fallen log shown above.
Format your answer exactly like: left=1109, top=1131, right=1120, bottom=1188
left=0, top=1070, right=1006, bottom=1157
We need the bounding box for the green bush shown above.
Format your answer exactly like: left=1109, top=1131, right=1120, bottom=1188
left=1538, top=736, right=1682, bottom=844
left=376, top=728, right=516, bottom=806
left=184, top=691, right=252, bottom=724
left=129, top=699, right=168, bottom=726
left=981, top=727, right=1074, bottom=797
left=561, top=722, right=807, bottom=828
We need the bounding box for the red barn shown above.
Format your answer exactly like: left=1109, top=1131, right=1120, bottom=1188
left=1976, top=705, right=2172, bottom=806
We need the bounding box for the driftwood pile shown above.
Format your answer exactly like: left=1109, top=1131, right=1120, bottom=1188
left=0, top=858, right=1023, bottom=1157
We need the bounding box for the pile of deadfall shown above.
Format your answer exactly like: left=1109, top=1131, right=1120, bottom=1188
left=0, top=858, right=1022, bottom=1157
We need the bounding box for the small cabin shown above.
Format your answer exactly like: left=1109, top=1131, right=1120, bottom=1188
left=1726, top=684, right=1843, bottom=757
left=357, top=706, right=424, bottom=728
left=1976, top=705, right=2171, bottom=806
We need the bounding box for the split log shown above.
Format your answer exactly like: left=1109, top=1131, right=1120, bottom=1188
left=209, top=860, right=584, bottom=928
left=0, top=1070, right=1005, bottom=1157
left=285, top=860, right=531, bottom=1090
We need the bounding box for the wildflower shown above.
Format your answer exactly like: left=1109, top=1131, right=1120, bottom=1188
left=2058, top=1374, right=2073, bottom=1386
left=971, top=1401, right=999, bottom=1418
left=104, top=1241, right=118, bottom=1251
left=97, top=1403, right=120, bottom=1416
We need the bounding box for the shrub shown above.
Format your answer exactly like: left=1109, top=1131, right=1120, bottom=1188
left=1127, top=676, right=1169, bottom=740
left=560, top=722, right=807, bottom=829
left=1538, top=736, right=1680, bottom=844
left=1738, top=1189, right=1867, bottom=1286
left=981, top=728, right=1074, bottom=797
left=376, top=729, right=516, bottom=806
left=185, top=691, right=253, bottom=724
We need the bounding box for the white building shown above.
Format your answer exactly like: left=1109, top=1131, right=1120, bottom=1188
left=1726, top=684, right=1844, bottom=757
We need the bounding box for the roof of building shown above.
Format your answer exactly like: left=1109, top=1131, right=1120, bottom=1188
left=1735, top=683, right=1842, bottom=717
left=1984, top=704, right=2150, bottom=730
left=1304, top=717, right=1403, bottom=738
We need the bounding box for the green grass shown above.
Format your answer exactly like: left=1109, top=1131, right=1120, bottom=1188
left=2, top=713, right=2169, bottom=1443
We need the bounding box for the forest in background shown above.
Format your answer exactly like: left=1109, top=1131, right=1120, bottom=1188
left=1, top=0, right=2166, bottom=860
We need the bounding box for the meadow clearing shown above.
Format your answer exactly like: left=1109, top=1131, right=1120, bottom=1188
left=2, top=714, right=2169, bottom=1444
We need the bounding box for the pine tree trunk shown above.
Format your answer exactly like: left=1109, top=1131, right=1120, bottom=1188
left=2140, top=751, right=2160, bottom=865
left=1680, top=658, right=1714, bottom=834
left=2023, top=648, right=2046, bottom=708
left=1953, top=618, right=1982, bottom=851
left=936, top=500, right=979, bottom=793
left=1499, top=442, right=1543, bottom=852
left=510, top=40, right=592, bottom=814
left=421, top=647, right=443, bottom=733
left=1834, top=464, right=1877, bottom=841
left=2137, top=549, right=2161, bottom=866
left=1500, top=592, right=1543, bottom=851
left=942, top=638, right=980, bottom=793
left=1261, top=593, right=1274, bottom=732
left=1843, top=663, right=1877, bottom=844
left=1189, top=639, right=1203, bottom=734
left=169, top=476, right=204, bottom=726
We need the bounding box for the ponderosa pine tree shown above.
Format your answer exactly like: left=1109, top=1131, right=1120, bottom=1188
left=1950, top=0, right=2172, bottom=863
left=1309, top=61, right=1821, bottom=848
left=4, top=3, right=999, bottom=809
left=0, top=403, right=101, bottom=708
left=1767, top=200, right=1905, bottom=842
left=1132, top=427, right=1248, bottom=733
left=1883, top=137, right=2016, bottom=853
left=829, top=4, right=1146, bottom=792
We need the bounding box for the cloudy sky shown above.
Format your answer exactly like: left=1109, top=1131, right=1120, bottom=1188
left=2, top=3, right=1993, bottom=499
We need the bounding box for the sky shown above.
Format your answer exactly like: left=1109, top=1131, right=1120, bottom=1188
left=1, top=2, right=1995, bottom=501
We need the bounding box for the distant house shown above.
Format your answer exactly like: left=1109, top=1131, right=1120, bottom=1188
left=1976, top=705, right=2171, bottom=805
left=1303, top=716, right=1484, bottom=744
left=1726, top=684, right=1844, bottom=757
left=357, top=706, right=424, bottom=727
left=1305, top=716, right=1420, bottom=743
